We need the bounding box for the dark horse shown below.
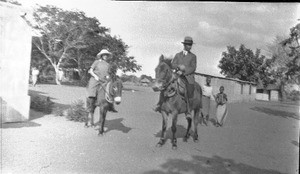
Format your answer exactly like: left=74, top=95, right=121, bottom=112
left=85, top=75, right=123, bottom=136
left=152, top=55, right=202, bottom=149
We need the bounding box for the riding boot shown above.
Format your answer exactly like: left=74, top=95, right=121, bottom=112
left=185, top=90, right=192, bottom=117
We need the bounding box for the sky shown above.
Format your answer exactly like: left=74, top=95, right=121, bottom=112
left=17, top=0, right=300, bottom=78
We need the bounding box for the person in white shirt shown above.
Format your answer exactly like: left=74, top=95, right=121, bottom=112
left=58, top=68, right=64, bottom=81
left=201, top=76, right=215, bottom=126
left=31, top=67, right=40, bottom=87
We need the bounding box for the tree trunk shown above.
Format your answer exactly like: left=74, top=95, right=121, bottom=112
left=54, top=66, right=61, bottom=85
left=280, top=82, right=286, bottom=101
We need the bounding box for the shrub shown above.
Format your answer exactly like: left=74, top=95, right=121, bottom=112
left=30, top=96, right=54, bottom=114
left=52, top=106, right=65, bottom=116
left=65, top=100, right=87, bottom=122
left=287, top=90, right=300, bottom=101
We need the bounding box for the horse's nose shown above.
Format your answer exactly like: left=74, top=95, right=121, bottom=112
left=152, top=82, right=162, bottom=92
left=152, top=86, right=159, bottom=92
left=114, top=97, right=121, bottom=105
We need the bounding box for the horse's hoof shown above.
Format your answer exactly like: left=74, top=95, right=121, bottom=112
left=98, top=132, right=104, bottom=136
left=156, top=143, right=163, bottom=147
left=193, top=135, right=199, bottom=142
left=84, top=123, right=91, bottom=128
left=94, top=125, right=100, bottom=130
left=156, top=139, right=165, bottom=147
left=172, top=139, right=177, bottom=150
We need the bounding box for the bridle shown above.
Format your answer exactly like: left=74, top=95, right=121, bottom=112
left=157, top=63, right=181, bottom=95
left=99, top=79, right=121, bottom=103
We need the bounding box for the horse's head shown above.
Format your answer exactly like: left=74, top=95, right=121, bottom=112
left=152, top=55, right=174, bottom=92
left=109, top=77, right=123, bottom=105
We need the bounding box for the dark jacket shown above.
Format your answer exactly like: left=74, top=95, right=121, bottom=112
left=171, top=51, right=197, bottom=84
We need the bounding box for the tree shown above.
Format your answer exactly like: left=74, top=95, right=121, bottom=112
left=140, top=74, right=153, bottom=82
left=218, top=44, right=269, bottom=85
left=265, top=35, right=293, bottom=100
left=31, top=5, right=141, bottom=85
left=0, top=0, right=21, bottom=5
left=31, top=5, right=107, bottom=84
left=280, top=22, right=300, bottom=85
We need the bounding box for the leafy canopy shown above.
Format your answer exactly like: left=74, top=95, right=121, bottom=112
left=218, top=44, right=267, bottom=83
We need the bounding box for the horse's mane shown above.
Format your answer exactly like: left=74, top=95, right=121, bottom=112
left=159, top=55, right=173, bottom=68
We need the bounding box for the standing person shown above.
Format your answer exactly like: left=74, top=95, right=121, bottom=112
left=86, top=49, right=117, bottom=123
left=201, top=76, right=215, bottom=126
left=215, top=86, right=228, bottom=127
left=58, top=68, right=64, bottom=82
left=154, top=36, right=197, bottom=118
left=31, top=67, right=40, bottom=87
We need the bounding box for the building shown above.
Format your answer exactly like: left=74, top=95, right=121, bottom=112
left=0, top=2, right=33, bottom=122
left=140, top=78, right=151, bottom=87
left=256, top=84, right=280, bottom=101
left=195, top=73, right=257, bottom=103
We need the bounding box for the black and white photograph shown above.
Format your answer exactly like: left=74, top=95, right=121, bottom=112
left=1, top=0, right=299, bottom=173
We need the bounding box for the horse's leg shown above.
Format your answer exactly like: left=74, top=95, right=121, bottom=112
left=98, top=105, right=108, bottom=136
left=183, top=114, right=192, bottom=142
left=85, top=112, right=94, bottom=127
left=90, top=110, right=95, bottom=127
left=171, top=113, right=178, bottom=150
left=156, top=112, right=168, bottom=147
left=85, top=97, right=95, bottom=128
left=193, top=109, right=200, bottom=142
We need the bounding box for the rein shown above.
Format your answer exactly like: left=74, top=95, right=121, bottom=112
left=161, top=70, right=177, bottom=90
left=162, top=72, right=181, bottom=98
left=99, top=82, right=114, bottom=103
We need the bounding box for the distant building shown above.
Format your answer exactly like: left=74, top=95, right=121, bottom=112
left=256, top=84, right=280, bottom=101
left=195, top=73, right=257, bottom=103
left=140, top=78, right=151, bottom=87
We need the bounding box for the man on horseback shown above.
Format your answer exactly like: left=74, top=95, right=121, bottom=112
left=86, top=49, right=118, bottom=119
left=154, top=36, right=197, bottom=117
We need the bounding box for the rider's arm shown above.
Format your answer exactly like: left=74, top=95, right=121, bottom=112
left=88, top=68, right=100, bottom=81
left=88, top=61, right=100, bottom=81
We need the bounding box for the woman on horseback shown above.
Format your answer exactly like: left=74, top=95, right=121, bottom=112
left=86, top=49, right=117, bottom=119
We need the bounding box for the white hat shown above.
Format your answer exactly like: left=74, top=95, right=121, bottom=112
left=97, top=49, right=111, bottom=58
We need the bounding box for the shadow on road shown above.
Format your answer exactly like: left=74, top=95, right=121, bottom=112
left=291, top=140, right=299, bottom=147
left=144, top=155, right=286, bottom=174
left=250, top=106, right=299, bottom=120
left=1, top=110, right=42, bottom=129
left=104, top=118, right=132, bottom=134
left=1, top=90, right=70, bottom=129
left=154, top=125, right=190, bottom=140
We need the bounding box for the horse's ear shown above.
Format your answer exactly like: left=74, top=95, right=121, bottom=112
left=159, top=54, right=164, bottom=62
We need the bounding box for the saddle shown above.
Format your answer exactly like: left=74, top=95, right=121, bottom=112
left=164, top=76, right=189, bottom=101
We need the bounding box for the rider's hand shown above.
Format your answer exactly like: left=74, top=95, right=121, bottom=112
left=177, top=70, right=183, bottom=75
left=178, top=65, right=186, bottom=72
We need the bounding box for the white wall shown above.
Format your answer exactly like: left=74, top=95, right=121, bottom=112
left=0, top=2, right=32, bottom=122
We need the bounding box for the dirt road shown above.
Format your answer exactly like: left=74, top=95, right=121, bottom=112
left=1, top=84, right=299, bottom=174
